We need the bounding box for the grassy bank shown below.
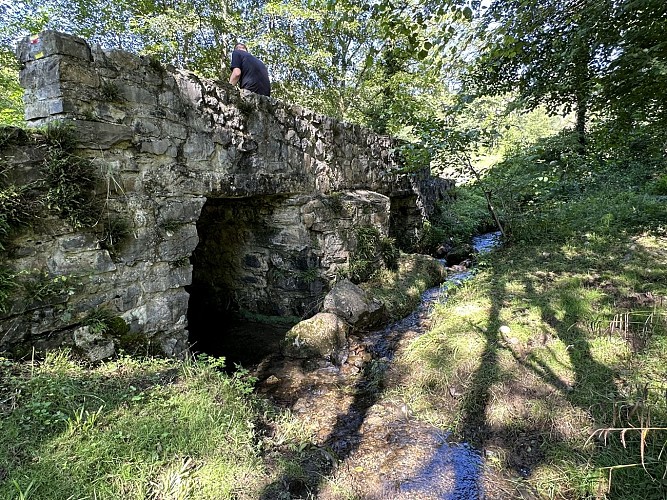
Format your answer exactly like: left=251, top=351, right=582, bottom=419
left=391, top=233, right=667, bottom=497
left=0, top=353, right=309, bottom=499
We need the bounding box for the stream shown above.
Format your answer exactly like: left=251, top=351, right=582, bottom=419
left=250, top=232, right=507, bottom=499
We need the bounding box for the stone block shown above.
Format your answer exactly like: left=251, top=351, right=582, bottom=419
left=281, top=312, right=349, bottom=365
left=104, top=48, right=141, bottom=72
left=73, top=326, right=116, bottom=362
left=16, top=30, right=91, bottom=64
left=323, top=279, right=387, bottom=329
left=47, top=249, right=117, bottom=274
left=24, top=98, right=65, bottom=120
left=19, top=56, right=62, bottom=88
left=70, top=120, right=133, bottom=149
left=157, top=225, right=199, bottom=260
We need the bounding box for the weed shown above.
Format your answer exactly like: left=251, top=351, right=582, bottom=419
left=83, top=308, right=129, bottom=337
left=21, top=270, right=78, bottom=305
left=297, top=267, right=320, bottom=284
left=346, top=226, right=381, bottom=283
left=100, top=81, right=121, bottom=102
left=380, top=236, right=399, bottom=270
left=42, top=120, right=77, bottom=150
left=0, top=183, right=37, bottom=250
left=42, top=148, right=99, bottom=229
left=0, top=126, right=28, bottom=149
left=236, top=97, right=255, bottom=118
left=0, top=266, right=18, bottom=313
left=325, top=192, right=345, bottom=214
left=171, top=256, right=191, bottom=268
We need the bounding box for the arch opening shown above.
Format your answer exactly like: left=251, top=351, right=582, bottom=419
left=185, top=195, right=320, bottom=369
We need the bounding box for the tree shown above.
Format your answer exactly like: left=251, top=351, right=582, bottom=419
left=466, top=0, right=615, bottom=146
left=597, top=0, right=667, bottom=131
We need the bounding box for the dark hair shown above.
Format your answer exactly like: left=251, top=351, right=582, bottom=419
left=234, top=43, right=248, bottom=51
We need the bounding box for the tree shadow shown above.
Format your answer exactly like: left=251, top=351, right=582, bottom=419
left=257, top=240, right=639, bottom=498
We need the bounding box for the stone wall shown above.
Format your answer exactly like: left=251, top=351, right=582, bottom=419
left=0, top=30, right=452, bottom=360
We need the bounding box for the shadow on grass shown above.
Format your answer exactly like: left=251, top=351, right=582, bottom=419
left=451, top=243, right=664, bottom=496
left=260, top=237, right=667, bottom=498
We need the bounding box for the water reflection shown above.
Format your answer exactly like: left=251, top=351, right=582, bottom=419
left=472, top=231, right=503, bottom=254
left=399, top=436, right=484, bottom=499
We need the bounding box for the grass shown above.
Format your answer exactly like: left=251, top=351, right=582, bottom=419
left=1, top=119, right=665, bottom=498
left=0, top=351, right=315, bottom=500
left=387, top=231, right=667, bottom=498
left=0, top=230, right=653, bottom=499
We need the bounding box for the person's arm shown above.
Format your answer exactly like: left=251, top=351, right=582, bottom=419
left=229, top=67, right=241, bottom=86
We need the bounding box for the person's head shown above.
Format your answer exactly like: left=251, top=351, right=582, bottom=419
left=234, top=43, right=248, bottom=52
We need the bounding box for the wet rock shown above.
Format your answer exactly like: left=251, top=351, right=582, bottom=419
left=446, top=243, right=475, bottom=265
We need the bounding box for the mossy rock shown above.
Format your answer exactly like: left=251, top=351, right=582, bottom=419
left=281, top=312, right=349, bottom=365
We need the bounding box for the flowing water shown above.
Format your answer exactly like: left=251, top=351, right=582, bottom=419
left=249, top=232, right=509, bottom=498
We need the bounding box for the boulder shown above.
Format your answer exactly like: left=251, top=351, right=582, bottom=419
left=322, top=278, right=387, bottom=329
left=281, top=312, right=349, bottom=365
left=446, top=243, right=475, bottom=266
left=73, top=326, right=116, bottom=362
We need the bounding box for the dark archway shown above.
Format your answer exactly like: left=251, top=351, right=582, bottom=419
left=185, top=195, right=317, bottom=369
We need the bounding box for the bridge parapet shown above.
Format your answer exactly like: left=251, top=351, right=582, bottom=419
left=17, top=30, right=421, bottom=199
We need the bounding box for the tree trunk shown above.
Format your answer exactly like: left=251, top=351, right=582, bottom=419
left=575, top=92, right=587, bottom=151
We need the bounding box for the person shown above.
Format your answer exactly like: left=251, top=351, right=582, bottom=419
left=229, top=43, right=271, bottom=97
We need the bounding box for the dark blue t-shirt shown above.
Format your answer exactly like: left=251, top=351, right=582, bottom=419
left=231, top=49, right=271, bottom=96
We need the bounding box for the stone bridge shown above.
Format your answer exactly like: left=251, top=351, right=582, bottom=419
left=0, top=30, right=451, bottom=360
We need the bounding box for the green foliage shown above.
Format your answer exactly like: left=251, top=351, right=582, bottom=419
left=379, top=236, right=399, bottom=271
left=0, top=48, right=24, bottom=127
left=0, top=267, right=18, bottom=314
left=42, top=149, right=98, bottom=229
left=434, top=189, right=494, bottom=246
left=0, top=351, right=275, bottom=499
left=348, top=226, right=381, bottom=283
left=467, top=0, right=667, bottom=140
left=20, top=270, right=78, bottom=305
left=395, top=140, right=431, bottom=173
left=325, top=192, right=345, bottom=214
left=0, top=268, right=80, bottom=316
left=476, top=126, right=667, bottom=244
left=42, top=121, right=78, bottom=151
left=648, top=174, right=667, bottom=196
left=0, top=183, right=35, bottom=250
left=83, top=308, right=129, bottom=337
left=346, top=228, right=401, bottom=281
left=0, top=125, right=29, bottom=149
left=296, top=267, right=320, bottom=284
left=360, top=253, right=447, bottom=321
